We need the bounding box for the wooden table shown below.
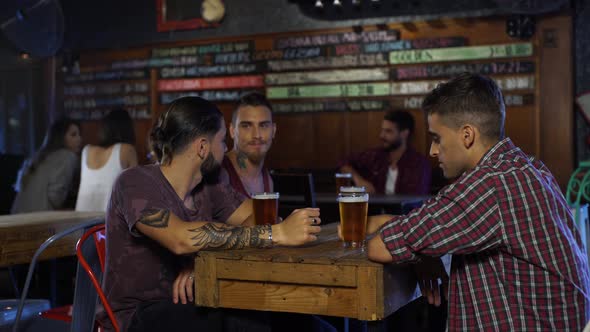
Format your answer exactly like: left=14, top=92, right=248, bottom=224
left=0, top=211, right=104, bottom=267
left=194, top=223, right=419, bottom=324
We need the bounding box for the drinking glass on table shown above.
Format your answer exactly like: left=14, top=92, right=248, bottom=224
left=335, top=173, right=353, bottom=192
left=252, top=192, right=279, bottom=225
left=337, top=189, right=369, bottom=249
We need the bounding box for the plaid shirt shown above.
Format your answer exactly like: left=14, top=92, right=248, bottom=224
left=381, top=138, right=590, bottom=331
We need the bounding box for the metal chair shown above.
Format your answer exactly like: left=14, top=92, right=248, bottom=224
left=39, top=223, right=108, bottom=325
left=271, top=172, right=317, bottom=218
left=75, top=224, right=119, bottom=332
left=11, top=218, right=105, bottom=332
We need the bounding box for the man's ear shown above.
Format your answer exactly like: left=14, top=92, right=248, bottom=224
left=400, top=128, right=410, bottom=141
left=229, top=122, right=236, bottom=140
left=272, top=123, right=277, bottom=140
left=195, top=137, right=210, bottom=160
left=462, top=125, right=475, bottom=148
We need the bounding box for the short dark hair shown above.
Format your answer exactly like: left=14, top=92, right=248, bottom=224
left=232, top=92, right=273, bottom=125
left=422, top=73, right=505, bottom=140
left=384, top=110, right=415, bottom=136
left=98, top=109, right=136, bottom=147
left=150, top=97, right=223, bottom=165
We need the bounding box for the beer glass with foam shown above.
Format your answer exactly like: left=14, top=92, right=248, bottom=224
left=337, top=191, right=369, bottom=248
left=252, top=192, right=279, bottom=225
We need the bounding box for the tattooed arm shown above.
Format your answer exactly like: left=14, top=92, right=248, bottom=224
left=134, top=207, right=321, bottom=255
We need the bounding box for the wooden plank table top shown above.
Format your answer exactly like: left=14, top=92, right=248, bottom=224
left=0, top=211, right=104, bottom=267
left=194, top=223, right=419, bottom=321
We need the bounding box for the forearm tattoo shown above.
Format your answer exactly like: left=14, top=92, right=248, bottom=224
left=138, top=209, right=170, bottom=228
left=189, top=223, right=272, bottom=250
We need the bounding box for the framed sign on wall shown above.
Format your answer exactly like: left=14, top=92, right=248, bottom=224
left=156, top=0, right=225, bottom=32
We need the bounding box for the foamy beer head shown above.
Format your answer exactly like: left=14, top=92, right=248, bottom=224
left=337, top=193, right=369, bottom=249
left=339, top=186, right=366, bottom=194
left=335, top=173, right=353, bottom=192
left=252, top=192, right=279, bottom=225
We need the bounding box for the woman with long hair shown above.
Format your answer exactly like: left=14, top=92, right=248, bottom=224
left=11, top=116, right=82, bottom=213
left=75, top=109, right=138, bottom=212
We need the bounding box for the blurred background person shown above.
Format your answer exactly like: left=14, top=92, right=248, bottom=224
left=339, top=110, right=431, bottom=195
left=75, top=109, right=137, bottom=212
left=11, top=116, right=82, bottom=213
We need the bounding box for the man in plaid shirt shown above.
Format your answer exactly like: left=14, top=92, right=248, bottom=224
left=367, top=73, right=590, bottom=331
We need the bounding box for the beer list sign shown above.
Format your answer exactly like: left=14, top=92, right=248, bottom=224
left=63, top=29, right=536, bottom=119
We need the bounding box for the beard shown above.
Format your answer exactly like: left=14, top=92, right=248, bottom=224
left=201, top=152, right=222, bottom=177
left=383, top=137, right=403, bottom=152
left=243, top=150, right=265, bottom=164
left=240, top=140, right=270, bottom=165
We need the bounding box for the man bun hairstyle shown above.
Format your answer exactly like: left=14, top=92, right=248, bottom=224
left=150, top=96, right=223, bottom=165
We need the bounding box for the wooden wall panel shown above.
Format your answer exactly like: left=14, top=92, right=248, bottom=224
left=64, top=15, right=573, bottom=189
left=538, top=16, right=574, bottom=190
left=268, top=115, right=315, bottom=169
left=505, top=107, right=536, bottom=157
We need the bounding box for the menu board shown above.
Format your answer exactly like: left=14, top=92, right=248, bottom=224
left=64, top=27, right=537, bottom=119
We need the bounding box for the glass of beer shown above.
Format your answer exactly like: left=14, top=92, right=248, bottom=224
left=337, top=191, right=369, bottom=249
left=335, top=173, right=353, bottom=192
left=252, top=192, right=279, bottom=225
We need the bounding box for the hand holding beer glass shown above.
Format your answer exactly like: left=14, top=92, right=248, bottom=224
left=252, top=192, right=279, bottom=225
left=338, top=187, right=369, bottom=249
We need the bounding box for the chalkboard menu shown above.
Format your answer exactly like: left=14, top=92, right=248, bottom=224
left=63, top=70, right=151, bottom=120
left=152, top=33, right=535, bottom=115
left=65, top=25, right=537, bottom=118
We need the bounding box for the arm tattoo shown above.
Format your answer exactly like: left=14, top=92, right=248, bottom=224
left=236, top=151, right=248, bottom=170
left=138, top=209, right=170, bottom=228
left=188, top=223, right=272, bottom=250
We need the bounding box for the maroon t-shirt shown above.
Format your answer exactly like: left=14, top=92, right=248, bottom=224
left=98, top=165, right=244, bottom=331
left=220, top=155, right=272, bottom=198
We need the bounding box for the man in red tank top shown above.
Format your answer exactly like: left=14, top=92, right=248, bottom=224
left=220, top=92, right=276, bottom=198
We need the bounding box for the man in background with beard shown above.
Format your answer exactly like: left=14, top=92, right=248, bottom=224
left=221, top=92, right=276, bottom=197
left=339, top=110, right=431, bottom=195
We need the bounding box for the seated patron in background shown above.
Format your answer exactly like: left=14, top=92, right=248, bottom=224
left=75, top=109, right=138, bottom=212
left=220, top=92, right=275, bottom=197
left=99, top=97, right=325, bottom=332
left=366, top=73, right=590, bottom=330
left=339, top=110, right=431, bottom=195
left=11, top=117, right=82, bottom=213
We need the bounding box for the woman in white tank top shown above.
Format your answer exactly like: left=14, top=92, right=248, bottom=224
left=75, top=109, right=138, bottom=212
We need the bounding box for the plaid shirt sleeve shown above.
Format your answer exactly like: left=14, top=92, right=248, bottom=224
left=380, top=168, right=505, bottom=263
